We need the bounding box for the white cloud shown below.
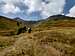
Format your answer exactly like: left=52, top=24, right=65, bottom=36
left=2, top=0, right=23, bottom=4
left=24, top=0, right=66, bottom=18
left=66, top=6, right=75, bottom=17
left=0, top=0, right=22, bottom=14
left=1, top=3, right=21, bottom=14
left=0, top=0, right=66, bottom=20
left=24, top=0, right=42, bottom=13
left=41, top=0, right=66, bottom=18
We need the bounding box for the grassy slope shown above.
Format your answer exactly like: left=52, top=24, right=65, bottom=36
left=0, top=28, right=75, bottom=56
left=34, top=17, right=75, bottom=31
left=0, top=16, right=38, bottom=36
left=0, top=16, right=75, bottom=56
left=0, top=16, right=22, bottom=36
left=0, top=16, right=41, bottom=36
left=0, top=16, right=18, bottom=30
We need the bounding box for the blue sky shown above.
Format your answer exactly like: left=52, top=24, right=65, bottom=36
left=0, top=0, right=75, bottom=21
left=64, top=0, right=75, bottom=14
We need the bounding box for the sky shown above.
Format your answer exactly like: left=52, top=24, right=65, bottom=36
left=0, top=0, right=75, bottom=21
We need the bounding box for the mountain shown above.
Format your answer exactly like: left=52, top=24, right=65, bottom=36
left=0, top=16, right=18, bottom=30
left=14, top=17, right=40, bottom=27
left=1, top=15, right=75, bottom=32
left=0, top=16, right=39, bottom=35
left=47, top=14, right=75, bottom=20
left=35, top=15, right=75, bottom=30
left=0, top=16, right=19, bottom=35
left=0, top=15, right=75, bottom=56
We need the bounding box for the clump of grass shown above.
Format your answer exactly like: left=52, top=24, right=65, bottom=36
left=0, top=23, right=9, bottom=29
left=33, top=28, right=75, bottom=56
left=0, top=36, right=17, bottom=51
left=1, top=28, right=75, bottom=56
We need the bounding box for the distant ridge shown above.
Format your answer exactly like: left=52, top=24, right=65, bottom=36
left=0, top=16, right=18, bottom=30
left=35, top=14, right=75, bottom=29
left=14, top=17, right=39, bottom=27
left=47, top=14, right=75, bottom=20
left=0, top=16, right=17, bottom=22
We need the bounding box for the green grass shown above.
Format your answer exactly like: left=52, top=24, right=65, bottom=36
left=35, top=19, right=75, bottom=30
left=0, top=16, right=23, bottom=36
left=0, top=23, right=7, bottom=29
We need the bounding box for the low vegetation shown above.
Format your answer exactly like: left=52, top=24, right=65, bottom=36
left=0, top=15, right=75, bottom=56
left=0, top=36, right=18, bottom=51
left=0, top=28, right=75, bottom=56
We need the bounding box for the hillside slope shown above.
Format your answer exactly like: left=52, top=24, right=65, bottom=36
left=0, top=16, right=20, bottom=36
left=0, top=15, right=75, bottom=56
left=0, top=28, right=75, bottom=56
left=14, top=17, right=40, bottom=27
left=34, top=15, right=75, bottom=31
left=0, top=16, right=18, bottom=30
left=0, top=16, right=38, bottom=36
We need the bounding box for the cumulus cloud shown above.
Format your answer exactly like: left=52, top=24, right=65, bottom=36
left=0, top=0, right=66, bottom=20
left=0, top=0, right=27, bottom=14
left=41, top=0, right=66, bottom=18
left=24, top=0, right=66, bottom=18
left=24, top=0, right=42, bottom=13
left=1, top=3, right=21, bottom=14
left=66, top=6, right=75, bottom=17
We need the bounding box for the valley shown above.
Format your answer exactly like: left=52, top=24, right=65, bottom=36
left=0, top=15, right=75, bottom=56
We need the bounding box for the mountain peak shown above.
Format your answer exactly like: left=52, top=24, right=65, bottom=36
left=14, top=17, right=25, bottom=22
left=46, top=14, right=75, bottom=20
left=50, top=14, right=65, bottom=17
